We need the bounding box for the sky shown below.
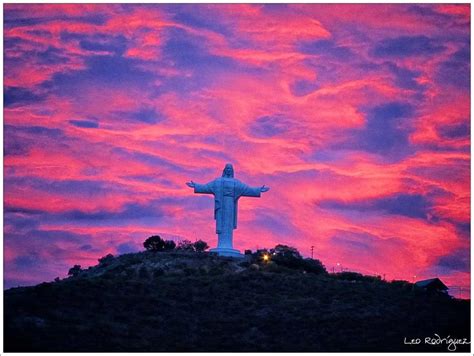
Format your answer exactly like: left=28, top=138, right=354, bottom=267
left=3, top=4, right=470, bottom=298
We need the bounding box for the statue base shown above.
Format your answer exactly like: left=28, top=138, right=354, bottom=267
left=209, top=247, right=244, bottom=258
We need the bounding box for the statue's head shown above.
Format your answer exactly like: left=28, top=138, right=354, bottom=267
left=222, top=163, right=234, bottom=178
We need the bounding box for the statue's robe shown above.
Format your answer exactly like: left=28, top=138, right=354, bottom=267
left=194, top=177, right=261, bottom=234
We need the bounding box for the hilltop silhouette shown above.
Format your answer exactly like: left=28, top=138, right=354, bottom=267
left=4, top=242, right=470, bottom=352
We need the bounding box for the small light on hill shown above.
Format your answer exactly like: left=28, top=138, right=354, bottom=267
left=263, top=254, right=270, bottom=262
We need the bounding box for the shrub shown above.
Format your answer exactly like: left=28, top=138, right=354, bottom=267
left=68, top=265, right=82, bottom=277
left=209, top=266, right=225, bottom=275
left=301, top=258, right=327, bottom=275
left=391, top=280, right=412, bottom=289
left=262, top=261, right=281, bottom=273
left=98, top=254, right=114, bottom=266
left=153, top=268, right=165, bottom=278
left=239, top=261, right=251, bottom=268
left=183, top=267, right=196, bottom=276
left=198, top=266, right=209, bottom=275
left=335, top=272, right=381, bottom=282
left=247, top=245, right=327, bottom=274
left=164, top=240, right=176, bottom=251
left=138, top=266, right=149, bottom=279
left=249, top=264, right=260, bottom=271
left=177, top=239, right=195, bottom=251
left=249, top=249, right=270, bottom=264
left=271, top=245, right=303, bottom=269
left=193, top=240, right=209, bottom=252
left=272, top=244, right=302, bottom=259
left=144, top=236, right=176, bottom=252
left=144, top=235, right=165, bottom=251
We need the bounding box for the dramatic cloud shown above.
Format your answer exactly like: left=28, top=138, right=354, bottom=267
left=4, top=4, right=470, bottom=298
left=373, top=35, right=446, bottom=58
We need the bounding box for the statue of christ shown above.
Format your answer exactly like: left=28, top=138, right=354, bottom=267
left=186, top=163, right=269, bottom=257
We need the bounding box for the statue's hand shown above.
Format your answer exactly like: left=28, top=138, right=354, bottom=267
left=260, top=185, right=270, bottom=193
left=186, top=181, right=196, bottom=188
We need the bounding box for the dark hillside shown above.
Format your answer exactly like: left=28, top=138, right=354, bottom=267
left=4, top=251, right=470, bottom=352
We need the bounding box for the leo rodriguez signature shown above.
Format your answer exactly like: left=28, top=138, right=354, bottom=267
left=404, top=334, right=470, bottom=351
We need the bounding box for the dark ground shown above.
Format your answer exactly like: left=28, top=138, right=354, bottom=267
left=4, top=251, right=470, bottom=352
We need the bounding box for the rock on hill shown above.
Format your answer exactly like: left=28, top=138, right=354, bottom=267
left=4, top=251, right=470, bottom=352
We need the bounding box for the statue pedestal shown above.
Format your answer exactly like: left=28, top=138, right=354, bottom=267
left=209, top=247, right=244, bottom=258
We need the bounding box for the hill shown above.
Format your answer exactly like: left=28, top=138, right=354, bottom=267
left=4, top=250, right=470, bottom=352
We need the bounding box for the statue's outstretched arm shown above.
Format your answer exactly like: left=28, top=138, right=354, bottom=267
left=241, top=183, right=268, bottom=197
left=191, top=181, right=214, bottom=194
left=186, top=180, right=196, bottom=188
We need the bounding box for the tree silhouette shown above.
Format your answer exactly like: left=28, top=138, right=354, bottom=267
left=271, top=244, right=302, bottom=259
left=177, top=239, right=195, bottom=251
left=144, top=235, right=176, bottom=252
left=164, top=240, right=176, bottom=251
left=262, top=245, right=327, bottom=274
left=302, top=258, right=327, bottom=275
left=98, top=254, right=114, bottom=266
left=144, top=235, right=165, bottom=251
left=193, top=240, right=209, bottom=252
left=68, top=265, right=82, bottom=277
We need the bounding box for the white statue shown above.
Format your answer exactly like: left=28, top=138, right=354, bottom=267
left=186, top=163, right=270, bottom=257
